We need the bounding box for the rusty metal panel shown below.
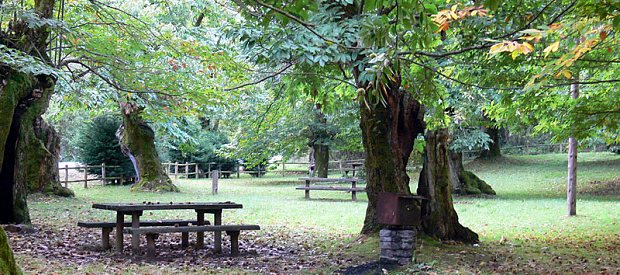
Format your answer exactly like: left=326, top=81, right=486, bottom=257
left=377, top=192, right=422, bottom=226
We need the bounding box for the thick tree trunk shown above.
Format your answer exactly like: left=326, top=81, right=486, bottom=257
left=0, top=227, right=21, bottom=274
left=118, top=103, right=178, bottom=192
left=449, top=151, right=495, bottom=195
left=567, top=80, right=579, bottom=216
left=479, top=126, right=502, bottom=159
left=0, top=0, right=65, bottom=224
left=0, top=70, right=72, bottom=224
left=417, top=129, right=479, bottom=243
left=313, top=143, right=329, bottom=178
left=359, top=79, right=425, bottom=234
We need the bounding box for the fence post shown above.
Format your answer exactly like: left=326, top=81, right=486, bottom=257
left=236, top=163, right=240, bottom=178
left=339, top=160, right=343, bottom=176
left=212, top=170, right=219, bottom=195
left=84, top=165, right=88, bottom=189
left=174, top=162, right=179, bottom=179
left=208, top=163, right=212, bottom=178
left=185, top=162, right=189, bottom=179
left=281, top=161, right=285, bottom=176
left=64, top=164, right=69, bottom=188
left=195, top=163, right=199, bottom=179
left=101, top=163, right=106, bottom=185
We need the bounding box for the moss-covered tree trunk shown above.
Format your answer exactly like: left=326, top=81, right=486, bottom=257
left=118, top=103, right=178, bottom=192
left=358, top=78, right=425, bottom=234
left=0, top=227, right=21, bottom=275
left=449, top=151, right=496, bottom=195
left=479, top=126, right=502, bottom=159
left=417, top=129, right=479, bottom=243
left=308, top=104, right=330, bottom=178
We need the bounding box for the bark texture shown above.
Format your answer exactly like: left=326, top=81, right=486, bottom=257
left=449, top=151, right=495, bottom=195
left=118, top=103, right=178, bottom=192
left=312, top=143, right=329, bottom=178
left=417, top=129, right=479, bottom=243
left=0, top=227, right=21, bottom=275
left=359, top=78, right=425, bottom=234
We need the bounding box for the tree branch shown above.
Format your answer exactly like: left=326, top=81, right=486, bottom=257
left=225, top=62, right=295, bottom=91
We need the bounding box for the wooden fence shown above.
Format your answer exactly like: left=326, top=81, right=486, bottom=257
left=58, top=163, right=122, bottom=189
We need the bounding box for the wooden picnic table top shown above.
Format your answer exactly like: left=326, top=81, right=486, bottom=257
left=298, top=177, right=362, bottom=182
left=92, top=202, right=243, bottom=212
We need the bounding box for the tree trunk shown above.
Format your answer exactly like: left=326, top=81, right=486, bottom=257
left=417, top=129, right=479, bottom=243
left=449, top=151, right=495, bottom=195
left=359, top=79, right=425, bottom=234
left=313, top=143, right=329, bottom=178
left=0, top=0, right=66, bottom=224
left=567, top=79, right=579, bottom=216
left=479, top=126, right=502, bottom=159
left=0, top=227, right=21, bottom=274
left=117, top=103, right=179, bottom=192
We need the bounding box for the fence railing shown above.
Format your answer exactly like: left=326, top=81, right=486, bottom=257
left=58, top=163, right=122, bottom=189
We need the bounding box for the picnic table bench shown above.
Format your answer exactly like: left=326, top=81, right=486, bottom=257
left=79, top=202, right=259, bottom=257
left=77, top=219, right=206, bottom=250
left=297, top=177, right=365, bottom=201
left=124, top=225, right=260, bottom=257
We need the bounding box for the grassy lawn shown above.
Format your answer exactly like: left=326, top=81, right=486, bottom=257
left=10, top=152, right=620, bottom=274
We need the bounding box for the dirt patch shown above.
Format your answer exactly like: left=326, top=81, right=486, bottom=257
left=580, top=178, right=620, bottom=197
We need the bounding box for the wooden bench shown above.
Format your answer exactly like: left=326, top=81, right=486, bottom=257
left=124, top=225, right=260, bottom=257
left=77, top=220, right=207, bottom=250
left=297, top=177, right=365, bottom=201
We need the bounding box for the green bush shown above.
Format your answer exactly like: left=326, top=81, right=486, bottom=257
left=77, top=115, right=135, bottom=180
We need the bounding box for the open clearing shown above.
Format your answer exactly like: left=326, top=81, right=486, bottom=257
left=8, top=152, right=620, bottom=274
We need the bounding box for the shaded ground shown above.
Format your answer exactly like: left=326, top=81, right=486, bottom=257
left=580, top=177, right=620, bottom=198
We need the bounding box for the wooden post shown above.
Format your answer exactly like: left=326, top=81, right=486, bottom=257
left=174, top=162, right=178, bottom=179
left=195, top=163, right=199, bottom=179
left=339, top=160, right=343, bottom=176
left=64, top=164, right=69, bottom=188
left=351, top=180, right=357, bottom=201
left=212, top=170, right=219, bottom=195
left=236, top=163, right=240, bottom=178
left=83, top=165, right=88, bottom=189
left=281, top=161, right=285, bottom=176
left=305, top=179, right=310, bottom=199
left=101, top=163, right=106, bottom=185
left=208, top=163, right=212, bottom=178
left=185, top=162, right=189, bottom=179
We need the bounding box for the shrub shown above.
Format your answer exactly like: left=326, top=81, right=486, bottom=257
left=77, top=115, right=135, bottom=180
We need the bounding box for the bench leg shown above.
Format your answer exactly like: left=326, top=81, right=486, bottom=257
left=226, top=231, right=240, bottom=255
left=102, top=227, right=112, bottom=250
left=181, top=232, right=189, bottom=247
left=146, top=233, right=158, bottom=258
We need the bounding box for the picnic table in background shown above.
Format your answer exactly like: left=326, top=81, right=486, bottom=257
left=296, top=177, right=365, bottom=201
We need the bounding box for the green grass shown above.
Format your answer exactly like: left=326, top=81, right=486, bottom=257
left=15, top=152, right=620, bottom=274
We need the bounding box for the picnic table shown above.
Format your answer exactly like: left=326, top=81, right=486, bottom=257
left=91, top=202, right=242, bottom=254
left=296, top=177, right=365, bottom=201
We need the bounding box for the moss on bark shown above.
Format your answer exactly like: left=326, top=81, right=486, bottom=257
left=119, top=104, right=178, bottom=192
left=313, top=144, right=329, bottom=178
left=417, top=129, right=479, bottom=244
left=449, top=151, right=496, bottom=195
left=0, top=228, right=22, bottom=275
